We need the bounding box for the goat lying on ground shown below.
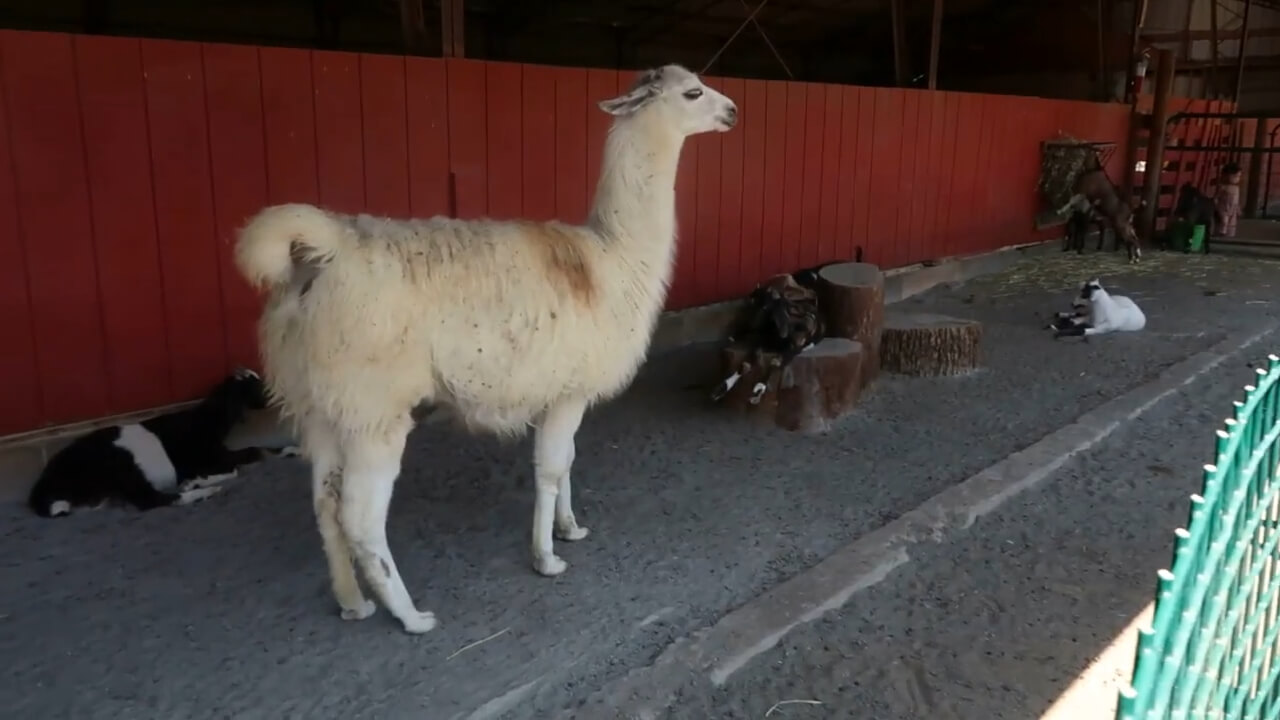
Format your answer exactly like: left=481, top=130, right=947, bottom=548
left=1057, top=167, right=1142, bottom=263
left=1172, top=182, right=1218, bottom=254
left=712, top=270, right=826, bottom=405
left=1052, top=279, right=1146, bottom=339
left=27, top=368, right=293, bottom=517
left=235, top=64, right=738, bottom=634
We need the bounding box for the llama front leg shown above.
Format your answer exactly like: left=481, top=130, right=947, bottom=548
left=339, top=425, right=435, bottom=634
left=532, top=398, right=589, bottom=577
left=305, top=420, right=375, bottom=623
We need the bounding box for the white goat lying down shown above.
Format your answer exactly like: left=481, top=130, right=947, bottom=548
left=235, top=64, right=738, bottom=634
left=1052, top=278, right=1146, bottom=339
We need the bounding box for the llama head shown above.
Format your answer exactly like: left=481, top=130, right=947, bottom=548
left=1079, top=278, right=1106, bottom=301
left=204, top=367, right=270, bottom=430
left=598, top=64, right=738, bottom=136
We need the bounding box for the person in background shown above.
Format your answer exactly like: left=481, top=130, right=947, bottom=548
left=1215, top=161, right=1242, bottom=238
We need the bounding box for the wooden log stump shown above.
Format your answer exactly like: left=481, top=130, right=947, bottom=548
left=880, top=311, right=983, bottom=377
left=815, top=262, right=884, bottom=388
left=776, top=338, right=864, bottom=433
left=717, top=339, right=865, bottom=433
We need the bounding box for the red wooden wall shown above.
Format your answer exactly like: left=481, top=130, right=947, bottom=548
left=0, top=29, right=1134, bottom=436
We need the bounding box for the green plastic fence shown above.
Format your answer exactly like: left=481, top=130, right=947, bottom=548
left=1118, top=354, right=1280, bottom=720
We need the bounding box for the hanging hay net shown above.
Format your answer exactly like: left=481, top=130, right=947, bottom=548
left=1036, top=135, right=1117, bottom=227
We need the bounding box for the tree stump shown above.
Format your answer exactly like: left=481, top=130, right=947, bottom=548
left=880, top=312, right=983, bottom=377
left=815, top=262, right=884, bottom=388
left=776, top=338, right=864, bottom=433
left=717, top=339, right=865, bottom=433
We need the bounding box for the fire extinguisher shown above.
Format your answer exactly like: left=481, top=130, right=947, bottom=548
left=1132, top=51, right=1151, bottom=96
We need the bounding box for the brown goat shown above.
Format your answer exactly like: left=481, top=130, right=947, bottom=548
left=1057, top=168, right=1142, bottom=264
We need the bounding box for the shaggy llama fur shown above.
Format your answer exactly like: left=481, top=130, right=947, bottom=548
left=235, top=64, right=738, bottom=634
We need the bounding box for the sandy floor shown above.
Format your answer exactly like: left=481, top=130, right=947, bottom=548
left=2, top=249, right=1278, bottom=719
left=663, top=339, right=1259, bottom=720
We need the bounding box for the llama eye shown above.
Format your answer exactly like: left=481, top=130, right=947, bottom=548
left=682, top=88, right=703, bottom=100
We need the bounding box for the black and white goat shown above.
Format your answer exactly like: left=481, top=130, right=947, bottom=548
left=712, top=267, right=827, bottom=405
left=1052, top=279, right=1146, bottom=340
left=28, top=367, right=294, bottom=517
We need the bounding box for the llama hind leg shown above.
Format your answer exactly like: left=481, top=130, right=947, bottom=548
left=339, top=426, right=435, bottom=634
left=306, top=422, right=375, bottom=622
left=533, top=398, right=589, bottom=577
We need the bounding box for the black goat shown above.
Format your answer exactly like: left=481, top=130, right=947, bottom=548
left=1172, top=183, right=1219, bottom=254
left=28, top=368, right=294, bottom=517
left=712, top=270, right=827, bottom=405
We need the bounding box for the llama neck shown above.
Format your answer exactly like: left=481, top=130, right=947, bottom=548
left=587, top=114, right=683, bottom=259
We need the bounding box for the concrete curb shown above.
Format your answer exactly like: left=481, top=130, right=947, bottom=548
left=571, top=322, right=1280, bottom=720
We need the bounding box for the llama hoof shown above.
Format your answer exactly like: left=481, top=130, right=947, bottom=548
left=340, top=599, right=376, bottom=621
left=555, top=524, right=590, bottom=542
left=48, top=500, right=72, bottom=517
left=399, top=610, right=438, bottom=635
left=533, top=553, right=568, bottom=577
left=278, top=446, right=303, bottom=458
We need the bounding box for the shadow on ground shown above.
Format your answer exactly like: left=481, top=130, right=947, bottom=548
left=1, top=250, right=1277, bottom=719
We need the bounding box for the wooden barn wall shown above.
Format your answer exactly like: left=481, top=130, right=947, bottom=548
left=0, top=29, right=1138, bottom=436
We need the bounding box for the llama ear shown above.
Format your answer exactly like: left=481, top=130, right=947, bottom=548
left=599, top=85, right=660, bottom=116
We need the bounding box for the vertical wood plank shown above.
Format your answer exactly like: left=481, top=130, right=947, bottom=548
left=759, top=81, right=788, bottom=280
left=202, top=42, right=268, bottom=374
left=833, top=86, right=860, bottom=263
left=75, top=35, right=171, bottom=412
left=141, top=38, right=227, bottom=400
left=896, top=90, right=921, bottom=267
left=405, top=56, right=451, bottom=217
left=260, top=47, right=318, bottom=205
left=923, top=92, right=946, bottom=259
left=964, top=95, right=990, bottom=256
left=0, top=32, right=43, bottom=433
left=692, top=78, right=722, bottom=306
left=484, top=62, right=523, bottom=220
left=737, top=78, right=768, bottom=292
left=936, top=92, right=962, bottom=258
left=313, top=50, right=364, bottom=214
left=360, top=53, right=410, bottom=218
left=520, top=64, right=557, bottom=222
left=554, top=67, right=588, bottom=224
left=780, top=82, right=807, bottom=273
left=909, top=90, right=934, bottom=263
left=851, top=88, right=876, bottom=262
left=817, top=83, right=843, bottom=264
left=716, top=77, right=745, bottom=300
left=798, top=83, right=826, bottom=269
left=867, top=88, right=903, bottom=266
left=671, top=125, right=699, bottom=309
left=3, top=31, right=108, bottom=425
left=445, top=59, right=487, bottom=219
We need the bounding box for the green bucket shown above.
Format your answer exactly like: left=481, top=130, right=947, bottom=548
left=1169, top=220, right=1207, bottom=252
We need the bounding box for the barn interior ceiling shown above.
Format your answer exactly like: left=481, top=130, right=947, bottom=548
left=0, top=0, right=1264, bottom=92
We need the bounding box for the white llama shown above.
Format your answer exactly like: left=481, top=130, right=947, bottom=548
left=234, top=64, right=738, bottom=634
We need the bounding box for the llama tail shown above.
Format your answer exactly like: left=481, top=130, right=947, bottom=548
left=235, top=203, right=351, bottom=289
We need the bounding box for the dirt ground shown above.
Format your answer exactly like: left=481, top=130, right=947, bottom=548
left=2, top=247, right=1279, bottom=719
